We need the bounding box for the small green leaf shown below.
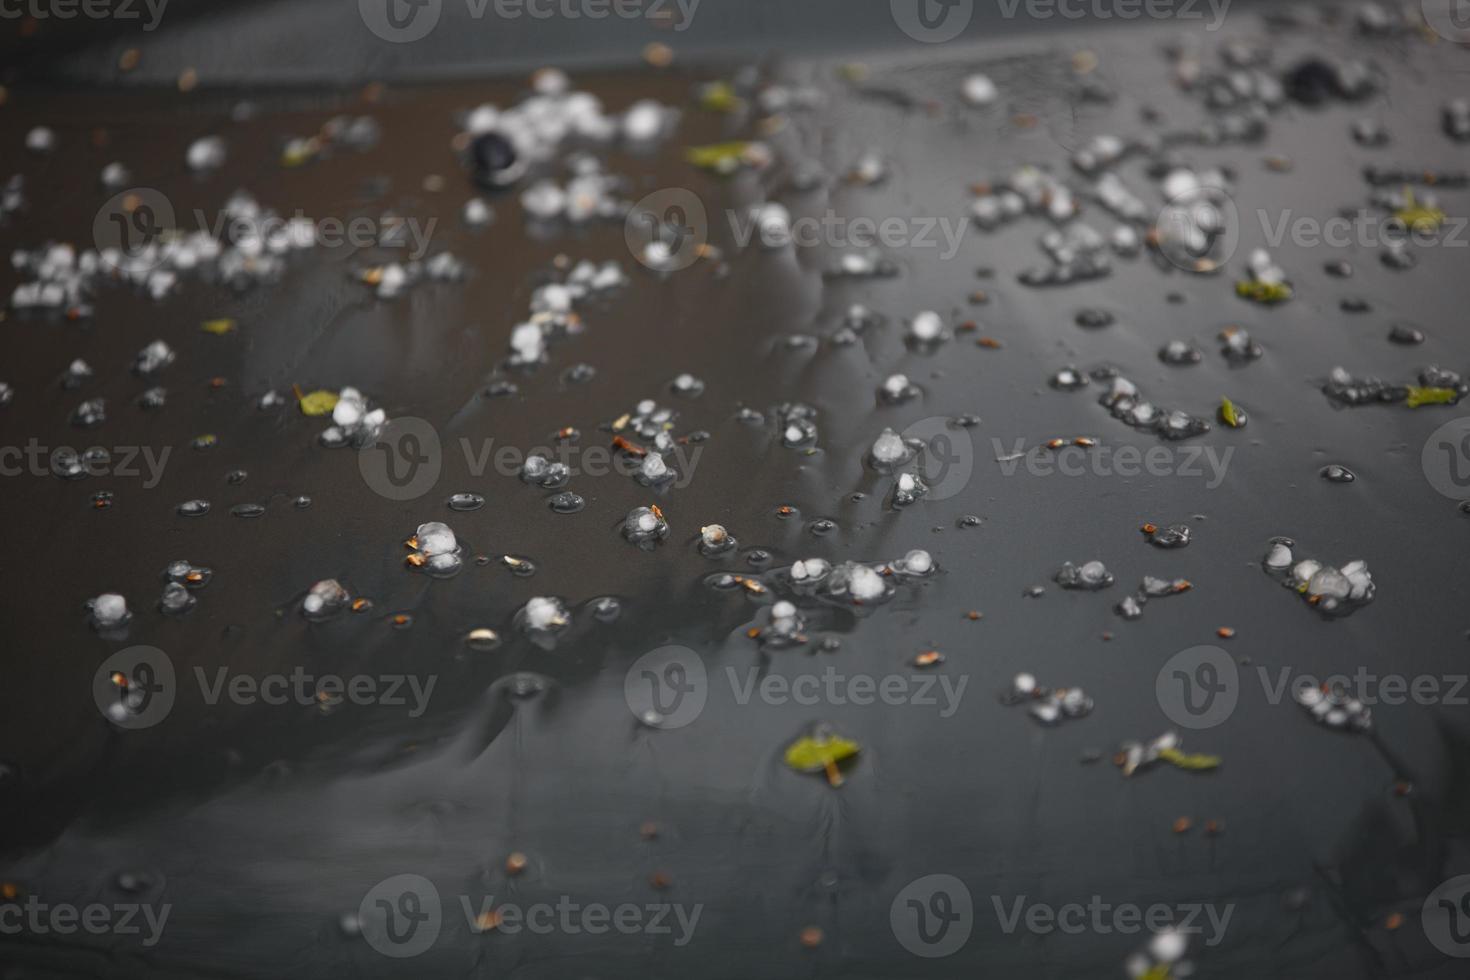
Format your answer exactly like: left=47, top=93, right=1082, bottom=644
left=1235, top=280, right=1292, bottom=304
left=1158, top=746, right=1222, bottom=772
left=1394, top=188, right=1445, bottom=232
left=1406, top=385, right=1458, bottom=408
left=200, top=318, right=236, bottom=336
left=686, top=141, right=752, bottom=172
left=1219, top=397, right=1243, bottom=429
left=697, top=82, right=740, bottom=113
left=295, top=386, right=339, bottom=417
left=785, top=732, right=861, bottom=778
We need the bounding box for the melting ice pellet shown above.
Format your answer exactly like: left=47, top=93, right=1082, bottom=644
left=1055, top=560, right=1114, bottom=590
left=302, top=579, right=349, bottom=620
left=88, top=593, right=130, bottom=629
left=448, top=493, right=485, bottom=512
left=623, top=506, right=669, bottom=548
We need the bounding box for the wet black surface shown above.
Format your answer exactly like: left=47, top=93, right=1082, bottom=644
left=3, top=4, right=1470, bottom=979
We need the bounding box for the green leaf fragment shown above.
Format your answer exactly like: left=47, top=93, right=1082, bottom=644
left=295, top=386, right=339, bottom=417
left=1219, top=397, right=1243, bottom=428
left=784, top=733, right=861, bottom=783
left=685, top=141, right=752, bottom=172
left=697, top=82, right=740, bottom=113
left=1158, top=747, right=1222, bottom=772
left=1406, top=386, right=1458, bottom=408
left=1235, top=280, right=1292, bottom=304
left=1394, top=188, right=1445, bottom=232
left=200, top=318, right=236, bottom=335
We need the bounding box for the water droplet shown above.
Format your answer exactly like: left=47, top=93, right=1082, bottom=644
left=808, top=519, right=835, bottom=536
left=226, top=469, right=248, bottom=485
left=448, top=492, right=485, bottom=512
left=465, top=628, right=501, bottom=651
left=177, top=499, right=210, bottom=517
left=231, top=503, right=265, bottom=518
left=958, top=515, right=982, bottom=528
left=548, top=492, right=585, bottom=513
left=591, top=596, right=622, bottom=622
left=1320, top=464, right=1356, bottom=483
left=91, top=491, right=114, bottom=509
left=293, top=495, right=312, bottom=509
left=502, top=554, right=537, bottom=577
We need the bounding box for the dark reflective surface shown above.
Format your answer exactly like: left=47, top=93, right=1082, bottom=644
left=3, top=6, right=1470, bottom=978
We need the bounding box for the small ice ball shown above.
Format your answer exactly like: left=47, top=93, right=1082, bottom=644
left=623, top=100, right=666, bottom=142
left=90, top=593, right=128, bottom=627
left=871, top=428, right=906, bottom=464
left=962, top=74, right=998, bottom=105
left=523, top=596, right=567, bottom=631
left=186, top=136, right=226, bottom=172
left=415, top=521, right=457, bottom=556
left=909, top=311, right=944, bottom=341
left=26, top=126, right=56, bottom=153
left=901, top=549, right=933, bottom=574
left=848, top=564, right=885, bottom=601
left=1150, top=929, right=1187, bottom=964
